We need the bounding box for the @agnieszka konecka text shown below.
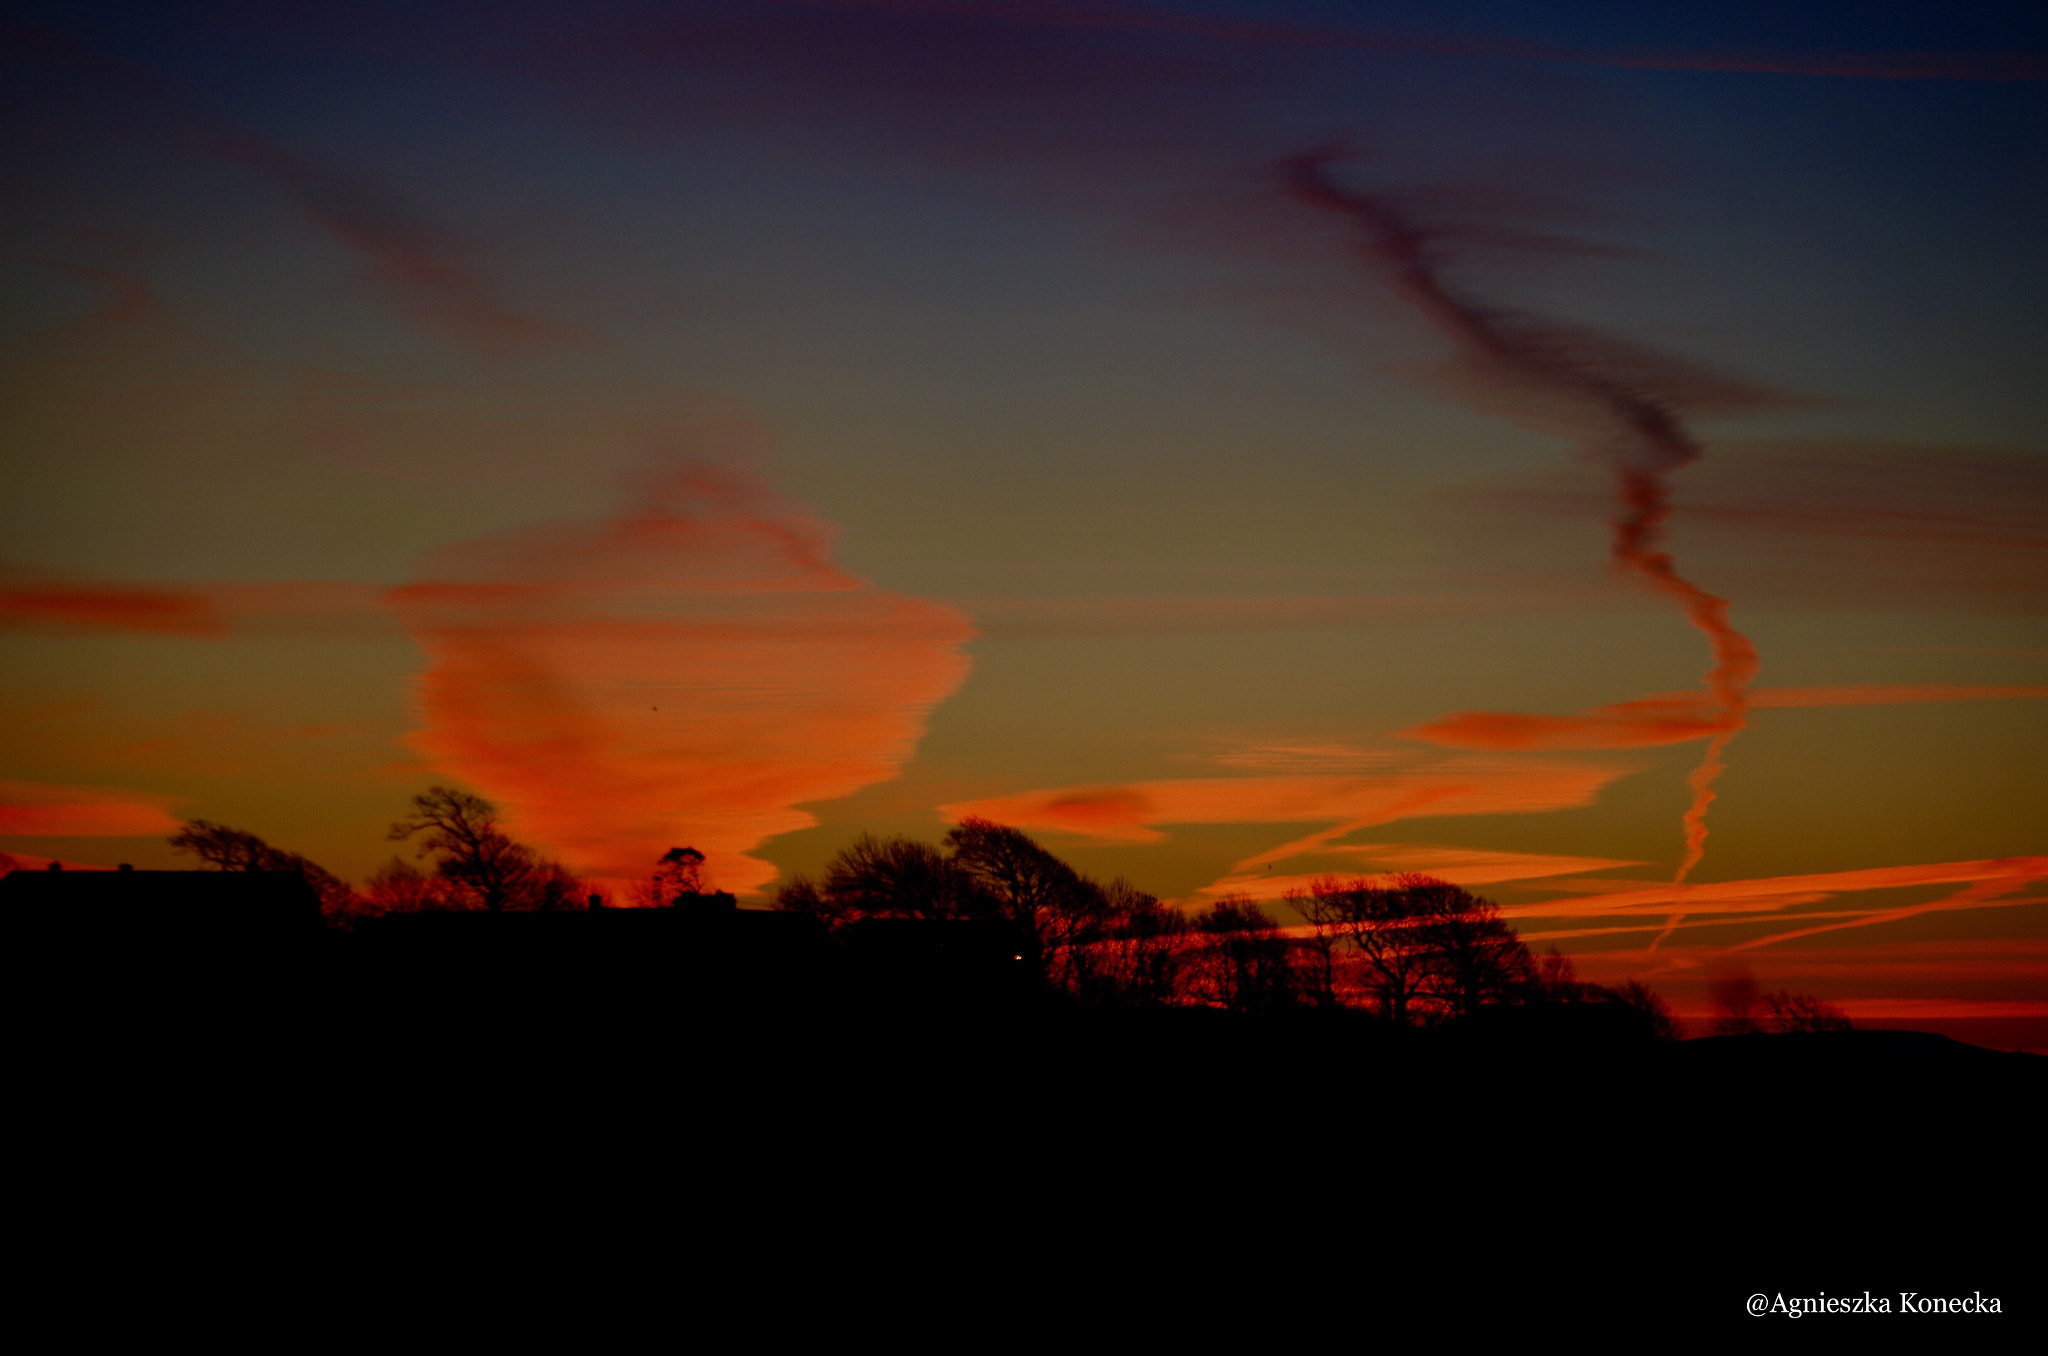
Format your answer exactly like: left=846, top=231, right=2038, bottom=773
left=1746, top=1292, right=2003, bottom=1318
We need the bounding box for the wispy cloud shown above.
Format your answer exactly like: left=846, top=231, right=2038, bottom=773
left=0, top=778, right=185, bottom=836
left=941, top=758, right=1628, bottom=845
left=1504, top=855, right=2048, bottom=920
left=0, top=570, right=391, bottom=639
left=0, top=575, right=227, bottom=636
left=1200, top=843, right=1643, bottom=903
left=1405, top=683, right=2048, bottom=751
left=1445, top=443, right=2048, bottom=613
left=10, top=23, right=570, bottom=352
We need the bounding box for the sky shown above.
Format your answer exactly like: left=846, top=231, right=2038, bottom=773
left=3, top=0, right=2044, bottom=1047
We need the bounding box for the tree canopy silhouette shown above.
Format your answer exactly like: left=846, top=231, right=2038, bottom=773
left=387, top=787, right=581, bottom=912
left=169, top=819, right=353, bottom=914
left=1287, top=873, right=1537, bottom=1025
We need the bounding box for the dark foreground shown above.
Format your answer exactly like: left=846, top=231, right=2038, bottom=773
left=17, top=912, right=2044, bottom=1335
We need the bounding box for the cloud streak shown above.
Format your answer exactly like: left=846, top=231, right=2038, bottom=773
left=0, top=578, right=228, bottom=636
left=1502, top=855, right=2048, bottom=920
left=1405, top=683, right=2048, bottom=751
left=1201, top=843, right=1643, bottom=903
left=9, top=22, right=567, bottom=352
left=1280, top=150, right=1795, bottom=878
left=0, top=779, right=185, bottom=837
left=1444, top=443, right=2048, bottom=613
left=941, top=758, right=1628, bottom=845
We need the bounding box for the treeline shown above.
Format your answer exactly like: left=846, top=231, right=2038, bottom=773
left=166, top=787, right=590, bottom=920
left=774, top=817, right=1695, bottom=1033
left=53, top=790, right=1851, bottom=1037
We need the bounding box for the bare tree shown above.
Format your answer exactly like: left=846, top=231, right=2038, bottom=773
left=169, top=819, right=354, bottom=914
left=1709, top=973, right=1765, bottom=1035
left=1286, top=877, right=1351, bottom=1009
left=1409, top=879, right=1535, bottom=1020
left=1289, top=874, right=1437, bottom=1025
left=818, top=834, right=996, bottom=922
left=1190, top=896, right=1299, bottom=1014
left=1603, top=978, right=1684, bottom=1040
left=1085, top=881, right=1191, bottom=1008
left=945, top=817, right=1110, bottom=989
left=1282, top=874, right=1534, bottom=1024
left=1762, top=990, right=1851, bottom=1034
left=387, top=787, right=581, bottom=912
left=362, top=856, right=456, bottom=914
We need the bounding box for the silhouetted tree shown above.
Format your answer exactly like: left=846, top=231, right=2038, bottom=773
left=1761, top=989, right=1851, bottom=1034
left=1528, top=948, right=1593, bottom=1004
left=777, top=824, right=1213, bottom=1005
left=1082, top=881, right=1191, bottom=1008
left=771, top=873, right=842, bottom=928
left=631, top=846, right=735, bottom=908
left=818, top=834, right=997, bottom=922
left=1288, top=874, right=1438, bottom=1024
left=1709, top=973, right=1765, bottom=1035
left=945, top=817, right=1112, bottom=990
left=1288, top=877, right=1351, bottom=1009
left=1409, top=879, right=1535, bottom=1020
left=1191, top=896, right=1300, bottom=1014
left=1604, top=978, right=1684, bottom=1040
left=1284, top=874, right=1537, bottom=1024
left=362, top=856, right=456, bottom=914
left=169, top=818, right=355, bottom=916
left=387, top=787, right=581, bottom=912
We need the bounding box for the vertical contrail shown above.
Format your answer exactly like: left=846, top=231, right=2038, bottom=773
left=1281, top=150, right=1758, bottom=881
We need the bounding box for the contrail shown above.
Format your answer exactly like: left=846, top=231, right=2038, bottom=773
left=1281, top=149, right=1758, bottom=882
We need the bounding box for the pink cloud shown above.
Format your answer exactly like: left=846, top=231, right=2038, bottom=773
left=387, top=460, right=974, bottom=894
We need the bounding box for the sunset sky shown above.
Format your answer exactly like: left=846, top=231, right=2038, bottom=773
left=4, top=1, right=2043, bottom=1046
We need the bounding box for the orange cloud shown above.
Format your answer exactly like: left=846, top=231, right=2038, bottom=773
left=387, top=461, right=974, bottom=894
left=0, top=779, right=185, bottom=837
left=0, top=582, right=226, bottom=636
left=1404, top=683, right=2048, bottom=751
left=0, top=572, right=396, bottom=639
left=941, top=759, right=1628, bottom=845
left=1503, top=856, right=2048, bottom=920
left=1207, top=847, right=1644, bottom=904
left=1405, top=694, right=1727, bottom=751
